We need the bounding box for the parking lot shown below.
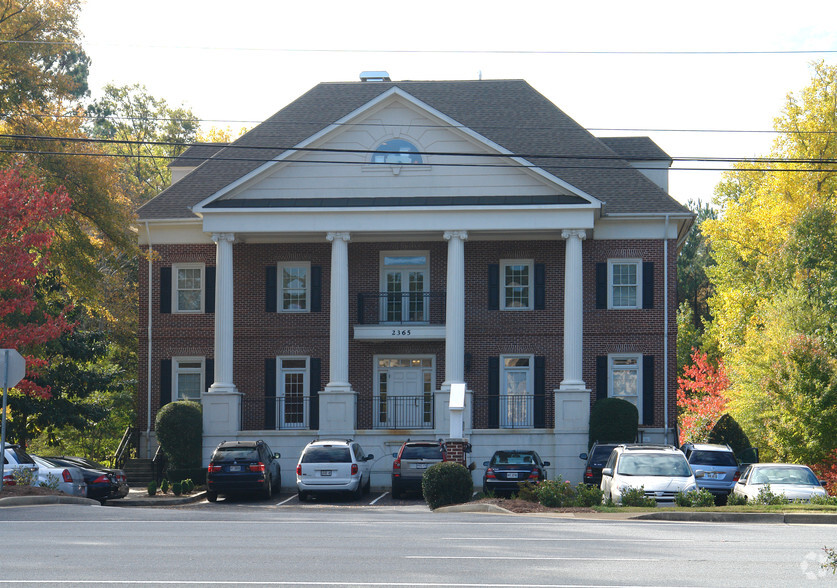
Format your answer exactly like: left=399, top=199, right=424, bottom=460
left=183, top=488, right=431, bottom=509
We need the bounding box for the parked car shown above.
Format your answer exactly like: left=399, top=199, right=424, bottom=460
left=680, top=443, right=740, bottom=504
left=45, top=457, right=115, bottom=503
left=51, top=456, right=129, bottom=499
left=2, top=444, right=38, bottom=487
left=296, top=439, right=373, bottom=501
left=483, top=449, right=550, bottom=495
left=732, top=463, right=828, bottom=503
left=206, top=440, right=281, bottom=502
left=600, top=444, right=699, bottom=505
left=579, top=443, right=619, bottom=486
left=31, top=455, right=87, bottom=497
left=391, top=440, right=446, bottom=498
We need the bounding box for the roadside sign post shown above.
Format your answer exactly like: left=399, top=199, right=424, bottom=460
left=0, top=349, right=26, bottom=492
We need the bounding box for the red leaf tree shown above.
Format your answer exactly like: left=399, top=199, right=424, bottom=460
left=0, top=166, right=72, bottom=398
left=677, top=349, right=731, bottom=445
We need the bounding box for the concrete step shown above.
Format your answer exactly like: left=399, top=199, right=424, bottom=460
left=124, top=458, right=155, bottom=486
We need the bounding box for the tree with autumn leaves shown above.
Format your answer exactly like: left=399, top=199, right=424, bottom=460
left=677, top=349, right=730, bottom=446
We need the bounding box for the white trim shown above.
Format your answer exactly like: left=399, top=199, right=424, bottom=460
left=172, top=263, right=205, bottom=314
left=607, top=258, right=642, bottom=310
left=277, top=261, right=311, bottom=313
left=499, top=259, right=534, bottom=311
left=172, top=356, right=205, bottom=402
left=608, top=353, right=643, bottom=424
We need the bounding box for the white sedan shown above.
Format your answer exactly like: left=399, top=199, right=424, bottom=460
left=31, top=455, right=87, bottom=497
left=733, top=463, right=828, bottom=502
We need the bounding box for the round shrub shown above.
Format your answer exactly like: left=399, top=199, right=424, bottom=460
left=589, top=397, right=638, bottom=447
left=422, top=462, right=473, bottom=509
left=573, top=483, right=604, bottom=507
left=675, top=488, right=714, bottom=507
left=172, top=481, right=182, bottom=496
left=160, top=479, right=170, bottom=494
left=708, top=414, right=751, bottom=455
left=155, top=400, right=202, bottom=471
left=146, top=481, right=157, bottom=496
left=727, top=492, right=748, bottom=506
left=620, top=486, right=656, bottom=507
left=536, top=479, right=575, bottom=508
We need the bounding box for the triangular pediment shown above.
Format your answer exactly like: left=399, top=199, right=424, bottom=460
left=195, top=88, right=597, bottom=212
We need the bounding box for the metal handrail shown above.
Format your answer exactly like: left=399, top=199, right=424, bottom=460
left=112, top=426, right=137, bottom=468
left=356, top=291, right=446, bottom=325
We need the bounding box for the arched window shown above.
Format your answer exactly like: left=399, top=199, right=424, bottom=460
left=371, top=139, right=422, bottom=165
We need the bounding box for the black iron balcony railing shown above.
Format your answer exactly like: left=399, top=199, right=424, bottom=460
left=358, top=394, right=435, bottom=430
left=241, top=395, right=319, bottom=431
left=472, top=394, right=546, bottom=429
left=356, top=291, right=446, bottom=325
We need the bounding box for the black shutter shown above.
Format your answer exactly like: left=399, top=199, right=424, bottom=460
left=309, top=358, right=321, bottom=430
left=488, top=264, right=499, bottom=310
left=265, top=266, right=277, bottom=313
left=534, top=356, right=546, bottom=428
left=488, top=357, right=500, bottom=428
left=311, top=266, right=322, bottom=312
left=595, top=263, right=607, bottom=309
left=205, top=359, right=214, bottom=391
left=642, top=262, right=654, bottom=309
left=265, top=358, right=276, bottom=430
left=596, top=356, right=608, bottom=402
left=160, top=359, right=172, bottom=407
left=160, top=267, right=172, bottom=314
left=205, top=266, right=216, bottom=314
left=643, top=355, right=655, bottom=425
left=534, top=263, right=545, bottom=310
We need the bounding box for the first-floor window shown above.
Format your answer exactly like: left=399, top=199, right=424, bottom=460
left=609, top=354, right=641, bottom=416
left=500, top=355, right=533, bottom=427
left=278, top=357, right=308, bottom=428
left=174, top=357, right=204, bottom=401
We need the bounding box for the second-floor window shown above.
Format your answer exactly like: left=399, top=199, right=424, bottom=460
left=173, top=263, right=204, bottom=313
left=279, top=262, right=310, bottom=312
left=608, top=259, right=642, bottom=309
left=500, top=260, right=533, bottom=310
left=381, top=252, right=429, bottom=323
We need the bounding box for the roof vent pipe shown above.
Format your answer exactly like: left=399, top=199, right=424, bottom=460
left=360, top=71, right=391, bottom=82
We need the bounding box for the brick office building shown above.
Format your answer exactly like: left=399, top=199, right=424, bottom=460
left=136, top=74, right=693, bottom=488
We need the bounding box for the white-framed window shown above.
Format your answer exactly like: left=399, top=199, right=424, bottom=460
left=380, top=252, right=429, bottom=323
left=608, top=259, right=642, bottom=309
left=173, top=357, right=205, bottom=401
left=609, top=353, right=642, bottom=421
left=371, top=139, right=423, bottom=165
left=500, top=354, right=534, bottom=427
left=277, top=356, right=309, bottom=429
left=278, top=262, right=310, bottom=312
left=500, top=259, right=533, bottom=310
left=172, top=263, right=204, bottom=313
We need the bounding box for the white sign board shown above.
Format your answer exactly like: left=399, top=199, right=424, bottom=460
left=449, top=383, right=466, bottom=410
left=0, top=349, right=25, bottom=388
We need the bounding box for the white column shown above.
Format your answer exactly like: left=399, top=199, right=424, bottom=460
left=326, top=231, right=351, bottom=391
left=443, top=230, right=468, bottom=388
left=209, top=232, right=236, bottom=392
left=560, top=229, right=587, bottom=390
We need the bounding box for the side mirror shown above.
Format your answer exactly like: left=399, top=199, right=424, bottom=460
left=543, top=461, right=551, bottom=467
left=602, top=467, right=613, bottom=477
left=274, top=453, right=281, bottom=459
left=820, top=479, right=828, bottom=487
left=483, top=461, right=489, bottom=467
left=392, top=452, right=398, bottom=459
left=579, top=453, right=588, bottom=461
left=468, top=462, right=477, bottom=471
left=366, top=454, right=374, bottom=461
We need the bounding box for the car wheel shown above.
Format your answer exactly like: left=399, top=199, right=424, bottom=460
left=298, top=490, right=308, bottom=502
left=263, top=476, right=272, bottom=499
left=353, top=479, right=363, bottom=500
left=271, top=473, right=280, bottom=496
left=206, top=491, right=218, bottom=503
left=363, top=475, right=371, bottom=495
left=391, top=481, right=401, bottom=499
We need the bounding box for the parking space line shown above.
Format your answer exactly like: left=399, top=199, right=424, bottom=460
left=406, top=556, right=660, bottom=561
left=275, top=495, right=297, bottom=506
left=369, top=492, right=388, bottom=505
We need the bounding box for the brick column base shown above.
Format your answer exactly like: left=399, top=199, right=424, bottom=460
left=445, top=438, right=468, bottom=466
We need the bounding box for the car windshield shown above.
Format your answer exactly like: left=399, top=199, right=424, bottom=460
left=302, top=446, right=351, bottom=463
left=750, top=467, right=819, bottom=485
left=402, top=445, right=444, bottom=460
left=213, top=447, right=259, bottom=462
left=617, top=454, right=692, bottom=477
left=689, top=450, right=737, bottom=467
left=490, top=452, right=536, bottom=466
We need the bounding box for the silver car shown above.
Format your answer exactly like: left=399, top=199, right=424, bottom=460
left=733, top=463, right=828, bottom=503
left=296, top=440, right=374, bottom=501
left=681, top=443, right=740, bottom=502
left=31, top=455, right=87, bottom=497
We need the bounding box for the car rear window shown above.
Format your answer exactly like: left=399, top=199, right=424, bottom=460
left=591, top=446, right=616, bottom=462
left=689, top=450, right=737, bottom=467
left=213, top=447, right=259, bottom=462
left=490, top=452, right=536, bottom=465
left=8, top=448, right=35, bottom=465
left=402, top=445, right=444, bottom=460
left=302, top=446, right=351, bottom=463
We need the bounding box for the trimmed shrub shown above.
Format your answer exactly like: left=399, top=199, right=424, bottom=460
left=621, top=486, right=656, bottom=507
left=167, top=468, right=206, bottom=486
left=573, top=483, right=604, bottom=507
left=589, top=398, right=639, bottom=447
left=155, top=401, right=202, bottom=471
left=536, top=479, right=576, bottom=507
left=727, top=492, right=748, bottom=506
left=708, top=414, right=751, bottom=456
left=675, top=488, right=715, bottom=507
left=172, top=481, right=182, bottom=496
left=147, top=481, right=157, bottom=496
left=422, top=462, right=473, bottom=509
left=160, top=479, right=170, bottom=494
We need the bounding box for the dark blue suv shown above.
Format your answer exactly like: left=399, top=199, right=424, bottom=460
left=206, top=440, right=281, bottom=502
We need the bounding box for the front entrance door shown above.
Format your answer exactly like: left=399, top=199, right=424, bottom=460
left=375, top=357, right=434, bottom=429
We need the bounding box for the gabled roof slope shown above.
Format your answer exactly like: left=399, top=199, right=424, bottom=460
left=598, top=137, right=672, bottom=163
left=138, top=79, right=688, bottom=220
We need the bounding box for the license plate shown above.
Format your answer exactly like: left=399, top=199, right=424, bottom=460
left=229, top=465, right=241, bottom=472
left=506, top=472, right=519, bottom=479
left=704, top=472, right=720, bottom=479
left=414, top=464, right=428, bottom=469
left=320, top=470, right=332, bottom=476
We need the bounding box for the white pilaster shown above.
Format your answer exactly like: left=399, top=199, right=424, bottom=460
left=209, top=232, right=236, bottom=393
left=326, top=231, right=351, bottom=391
left=443, top=230, right=468, bottom=388
left=560, top=229, right=587, bottom=390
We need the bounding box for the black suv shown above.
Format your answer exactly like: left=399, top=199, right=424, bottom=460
left=579, top=442, right=619, bottom=486
left=391, top=440, right=446, bottom=498
left=206, top=440, right=281, bottom=502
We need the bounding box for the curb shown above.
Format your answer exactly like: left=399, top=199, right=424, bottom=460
left=0, top=495, right=101, bottom=507
left=108, top=491, right=208, bottom=507
left=434, top=503, right=513, bottom=514
left=634, top=511, right=837, bottom=524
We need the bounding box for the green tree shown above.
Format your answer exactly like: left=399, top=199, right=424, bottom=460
left=677, top=199, right=717, bottom=334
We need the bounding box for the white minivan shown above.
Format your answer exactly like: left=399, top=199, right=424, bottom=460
left=296, top=440, right=374, bottom=501
left=600, top=444, right=699, bottom=505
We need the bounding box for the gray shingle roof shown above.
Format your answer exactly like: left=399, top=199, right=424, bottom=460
left=598, top=137, right=672, bottom=162
left=138, top=79, right=689, bottom=220
left=168, top=143, right=228, bottom=168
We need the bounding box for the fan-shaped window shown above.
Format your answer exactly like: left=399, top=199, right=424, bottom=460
left=371, top=139, right=422, bottom=165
